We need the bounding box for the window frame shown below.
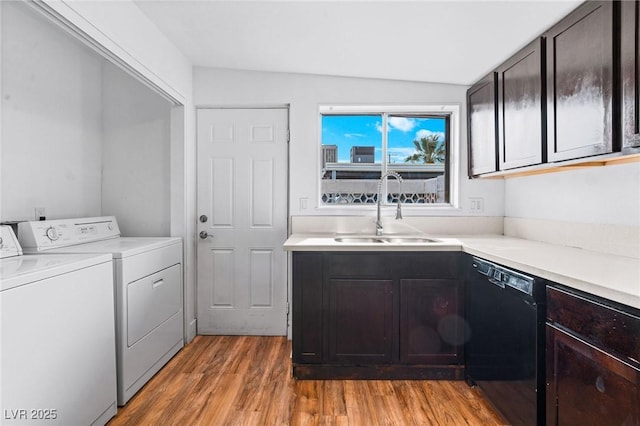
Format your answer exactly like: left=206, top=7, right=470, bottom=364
left=317, top=104, right=460, bottom=212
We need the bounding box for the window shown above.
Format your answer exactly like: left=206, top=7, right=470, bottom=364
left=320, top=105, right=458, bottom=207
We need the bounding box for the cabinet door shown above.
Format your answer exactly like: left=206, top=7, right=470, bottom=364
left=622, top=0, right=640, bottom=152
left=328, top=279, right=394, bottom=364
left=546, top=324, right=640, bottom=426
left=400, top=279, right=463, bottom=364
left=467, top=72, right=498, bottom=176
left=497, top=38, right=545, bottom=170
left=546, top=1, right=615, bottom=162
left=292, top=253, right=324, bottom=363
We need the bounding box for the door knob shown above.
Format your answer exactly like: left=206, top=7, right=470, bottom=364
left=199, top=231, right=214, bottom=239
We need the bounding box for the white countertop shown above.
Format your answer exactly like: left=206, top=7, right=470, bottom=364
left=284, top=233, right=640, bottom=310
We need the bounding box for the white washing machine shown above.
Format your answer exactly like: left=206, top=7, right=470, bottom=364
left=1, top=225, right=117, bottom=425
left=18, top=216, right=184, bottom=406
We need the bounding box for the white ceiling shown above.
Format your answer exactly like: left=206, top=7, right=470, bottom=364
left=134, top=0, right=582, bottom=86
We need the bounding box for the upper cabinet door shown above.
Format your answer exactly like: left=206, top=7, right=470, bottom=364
left=467, top=73, right=498, bottom=176
left=546, top=1, right=616, bottom=162
left=621, top=0, right=640, bottom=153
left=497, top=38, right=545, bottom=170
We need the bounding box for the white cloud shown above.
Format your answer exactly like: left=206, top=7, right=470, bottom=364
left=388, top=117, right=416, bottom=132
left=344, top=133, right=366, bottom=138
left=375, top=118, right=418, bottom=133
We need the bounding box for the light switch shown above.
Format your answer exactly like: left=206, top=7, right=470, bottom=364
left=469, top=198, right=484, bottom=213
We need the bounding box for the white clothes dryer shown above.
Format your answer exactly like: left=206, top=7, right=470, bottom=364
left=1, top=225, right=117, bottom=425
left=18, top=217, right=184, bottom=406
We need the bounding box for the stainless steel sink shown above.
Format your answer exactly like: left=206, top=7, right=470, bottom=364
left=333, top=236, right=439, bottom=244
left=382, top=237, right=439, bottom=243
left=333, top=237, right=387, bottom=243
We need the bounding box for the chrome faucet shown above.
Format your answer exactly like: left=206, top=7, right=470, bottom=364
left=376, top=171, right=403, bottom=236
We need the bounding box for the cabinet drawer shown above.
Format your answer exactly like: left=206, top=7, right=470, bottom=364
left=547, top=286, right=640, bottom=365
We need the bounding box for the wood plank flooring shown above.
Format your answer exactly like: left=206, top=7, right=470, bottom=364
left=108, top=336, right=505, bottom=426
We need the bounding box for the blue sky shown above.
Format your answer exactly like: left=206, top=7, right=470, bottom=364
left=322, top=115, right=446, bottom=163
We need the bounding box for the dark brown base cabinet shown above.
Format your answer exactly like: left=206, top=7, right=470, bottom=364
left=292, top=252, right=464, bottom=380
left=546, top=286, right=640, bottom=426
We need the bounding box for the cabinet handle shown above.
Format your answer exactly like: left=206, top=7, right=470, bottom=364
left=152, top=279, right=164, bottom=289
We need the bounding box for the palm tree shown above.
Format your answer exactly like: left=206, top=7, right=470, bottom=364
left=404, top=134, right=445, bottom=164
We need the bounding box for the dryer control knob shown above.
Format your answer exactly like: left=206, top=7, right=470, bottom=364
left=46, top=226, right=59, bottom=241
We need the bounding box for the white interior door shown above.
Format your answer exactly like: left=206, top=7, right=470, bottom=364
left=196, top=108, right=289, bottom=335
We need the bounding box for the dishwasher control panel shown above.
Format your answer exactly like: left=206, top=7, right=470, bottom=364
left=471, top=257, right=535, bottom=296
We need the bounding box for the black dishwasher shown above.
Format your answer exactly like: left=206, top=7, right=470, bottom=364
left=465, top=255, right=546, bottom=426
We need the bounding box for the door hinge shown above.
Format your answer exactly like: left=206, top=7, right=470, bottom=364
left=286, top=302, right=290, bottom=315
left=287, top=129, right=290, bottom=143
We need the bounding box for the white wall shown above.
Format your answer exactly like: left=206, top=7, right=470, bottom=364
left=42, top=0, right=191, bottom=103
left=1, top=0, right=197, bottom=342
left=1, top=0, right=104, bottom=221
left=101, top=62, right=172, bottom=237
left=1, top=1, right=173, bottom=236
left=505, top=162, right=640, bottom=227
left=38, top=0, right=197, bottom=342
left=194, top=68, right=505, bottom=219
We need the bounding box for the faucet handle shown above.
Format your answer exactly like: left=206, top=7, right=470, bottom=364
left=395, top=200, right=403, bottom=220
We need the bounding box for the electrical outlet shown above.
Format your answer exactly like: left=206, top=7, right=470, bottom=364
left=469, top=198, right=484, bottom=213
left=35, top=207, right=46, bottom=220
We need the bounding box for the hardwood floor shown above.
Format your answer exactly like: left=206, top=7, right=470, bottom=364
left=108, top=336, right=505, bottom=426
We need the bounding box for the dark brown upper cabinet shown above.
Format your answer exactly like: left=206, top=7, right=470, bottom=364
left=497, top=38, right=545, bottom=170
left=545, top=1, right=616, bottom=162
left=467, top=73, right=498, bottom=176
left=621, top=0, right=640, bottom=153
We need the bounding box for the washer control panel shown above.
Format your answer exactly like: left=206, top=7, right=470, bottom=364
left=18, top=216, right=120, bottom=252
left=0, top=226, right=23, bottom=258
